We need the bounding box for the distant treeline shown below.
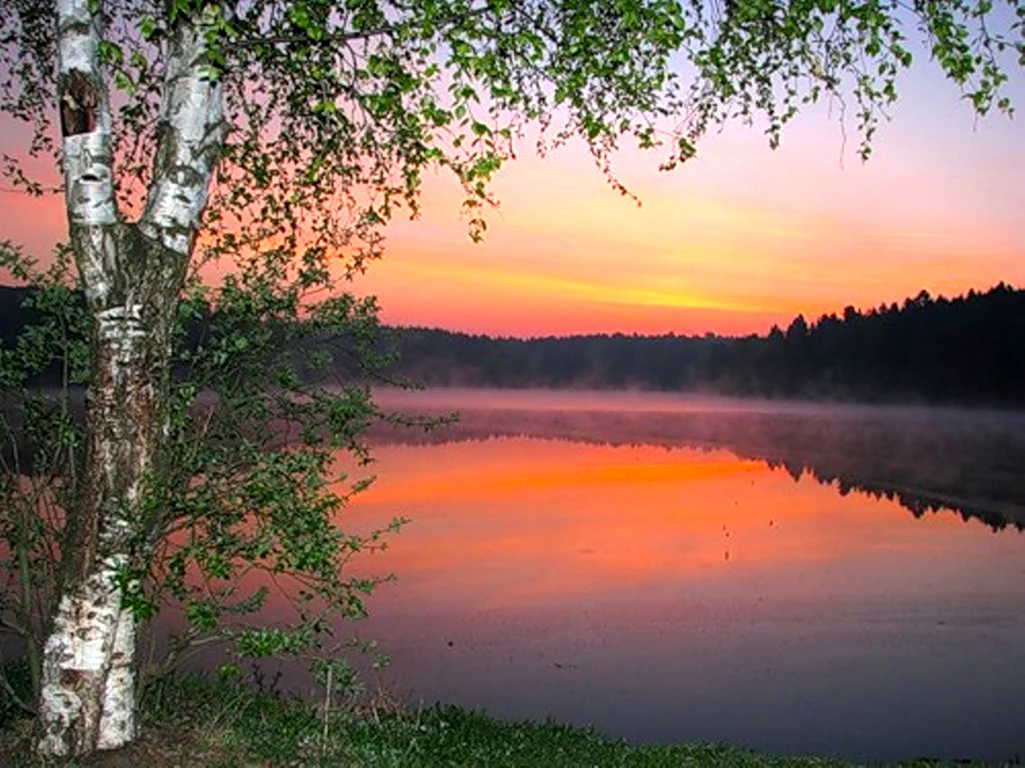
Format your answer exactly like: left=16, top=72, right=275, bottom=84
left=386, top=328, right=719, bottom=390
left=385, top=283, right=1025, bottom=406
left=706, top=284, right=1025, bottom=404
left=3, top=283, right=1024, bottom=406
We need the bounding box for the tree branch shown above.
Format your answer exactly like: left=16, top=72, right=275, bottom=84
left=139, top=6, right=225, bottom=259
left=232, top=3, right=497, bottom=50
left=56, top=0, right=118, bottom=307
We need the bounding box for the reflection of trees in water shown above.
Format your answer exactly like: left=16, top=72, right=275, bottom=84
left=765, top=458, right=1023, bottom=532
left=11, top=396, right=1021, bottom=532
left=370, top=406, right=1025, bottom=532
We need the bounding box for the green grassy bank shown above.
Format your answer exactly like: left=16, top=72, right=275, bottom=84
left=0, top=675, right=1009, bottom=767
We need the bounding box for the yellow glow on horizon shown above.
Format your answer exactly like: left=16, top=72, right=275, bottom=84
left=365, top=253, right=768, bottom=315
left=2, top=58, right=1023, bottom=338
left=344, top=99, right=1023, bottom=337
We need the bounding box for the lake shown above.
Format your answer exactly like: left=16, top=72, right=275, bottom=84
left=292, top=390, right=1025, bottom=762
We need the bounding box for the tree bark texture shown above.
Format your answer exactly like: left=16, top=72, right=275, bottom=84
left=38, top=0, right=223, bottom=757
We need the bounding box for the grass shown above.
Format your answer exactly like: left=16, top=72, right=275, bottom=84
left=0, top=674, right=1014, bottom=767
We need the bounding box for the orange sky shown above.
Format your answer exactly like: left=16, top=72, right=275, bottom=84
left=355, top=55, right=1025, bottom=337
left=1, top=57, right=1022, bottom=338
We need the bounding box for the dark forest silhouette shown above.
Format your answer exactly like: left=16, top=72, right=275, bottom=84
left=707, top=284, right=1025, bottom=404
left=384, top=283, right=1025, bottom=406
left=5, top=281, right=1024, bottom=532
left=3, top=282, right=1024, bottom=406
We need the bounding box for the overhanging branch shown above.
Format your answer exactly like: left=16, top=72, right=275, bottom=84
left=232, top=3, right=498, bottom=49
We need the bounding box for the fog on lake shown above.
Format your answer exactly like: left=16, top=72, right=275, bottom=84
left=222, top=390, right=1025, bottom=762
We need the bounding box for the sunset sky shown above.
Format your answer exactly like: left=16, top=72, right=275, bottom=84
left=363, top=56, right=1024, bottom=337
left=1, top=50, right=1022, bottom=338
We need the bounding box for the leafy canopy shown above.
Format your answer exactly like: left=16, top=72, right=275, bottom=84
left=0, top=0, right=1021, bottom=714
left=2, top=1, right=1021, bottom=259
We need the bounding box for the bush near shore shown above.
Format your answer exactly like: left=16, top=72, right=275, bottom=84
left=0, top=673, right=1006, bottom=767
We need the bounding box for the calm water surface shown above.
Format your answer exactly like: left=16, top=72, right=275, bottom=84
left=337, top=391, right=1025, bottom=761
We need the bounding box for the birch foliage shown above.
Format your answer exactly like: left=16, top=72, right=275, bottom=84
left=0, top=0, right=1021, bottom=758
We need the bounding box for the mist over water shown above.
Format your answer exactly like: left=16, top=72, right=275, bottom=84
left=178, top=389, right=1025, bottom=762
left=305, top=389, right=1025, bottom=762
left=371, top=388, right=1025, bottom=531
left=375, top=386, right=871, bottom=413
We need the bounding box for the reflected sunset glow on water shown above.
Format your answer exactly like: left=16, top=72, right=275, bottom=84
left=315, top=402, right=1025, bottom=762
left=351, top=438, right=1023, bottom=612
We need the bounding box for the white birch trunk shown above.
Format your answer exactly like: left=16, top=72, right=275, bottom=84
left=140, top=3, right=225, bottom=256
left=38, top=0, right=224, bottom=757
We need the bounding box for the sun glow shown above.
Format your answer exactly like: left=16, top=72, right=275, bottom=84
left=2, top=56, right=1022, bottom=338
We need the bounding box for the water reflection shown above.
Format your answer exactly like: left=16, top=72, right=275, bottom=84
left=339, top=391, right=1025, bottom=762
left=370, top=388, right=1025, bottom=531
left=354, top=438, right=1025, bottom=610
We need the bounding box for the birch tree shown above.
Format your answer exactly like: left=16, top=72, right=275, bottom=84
left=0, top=0, right=1020, bottom=758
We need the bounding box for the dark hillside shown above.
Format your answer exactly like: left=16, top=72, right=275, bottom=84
left=4, top=283, right=1024, bottom=406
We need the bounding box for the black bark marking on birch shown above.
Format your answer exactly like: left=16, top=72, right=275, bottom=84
left=60, top=71, right=98, bottom=137
left=152, top=124, right=178, bottom=182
